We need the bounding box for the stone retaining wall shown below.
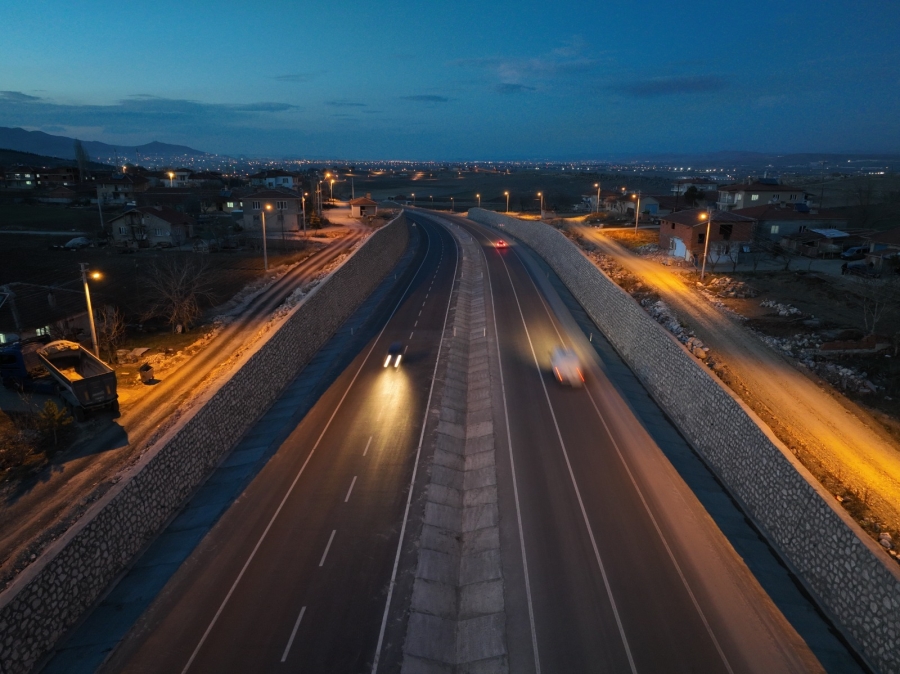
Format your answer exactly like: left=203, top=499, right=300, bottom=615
left=467, top=208, right=900, bottom=674
left=402, top=221, right=508, bottom=672
left=0, top=216, right=410, bottom=674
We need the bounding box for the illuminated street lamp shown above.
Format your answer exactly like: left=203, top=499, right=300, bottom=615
left=594, top=182, right=601, bottom=212
left=168, top=171, right=175, bottom=188
left=537, top=191, right=543, bottom=217
left=261, top=203, right=272, bottom=271
left=450, top=197, right=454, bottom=212
left=411, top=193, right=415, bottom=206
left=79, top=263, right=100, bottom=356
left=301, top=192, right=307, bottom=236
left=504, top=191, right=510, bottom=214
left=476, top=193, right=481, bottom=208
left=632, top=190, right=642, bottom=233
left=700, top=207, right=713, bottom=281
left=329, top=178, right=335, bottom=203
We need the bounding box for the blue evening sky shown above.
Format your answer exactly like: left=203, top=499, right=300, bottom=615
left=1, top=0, right=898, bottom=159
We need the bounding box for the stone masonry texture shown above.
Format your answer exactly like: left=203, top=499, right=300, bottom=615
left=466, top=208, right=900, bottom=674
left=0, top=215, right=410, bottom=674
left=402, top=222, right=508, bottom=673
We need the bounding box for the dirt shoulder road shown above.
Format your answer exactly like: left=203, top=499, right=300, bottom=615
left=578, top=227, right=900, bottom=544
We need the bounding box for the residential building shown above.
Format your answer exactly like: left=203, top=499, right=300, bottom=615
left=35, top=166, right=80, bottom=186
left=779, top=229, right=859, bottom=258
left=107, top=206, right=196, bottom=247
left=0, top=282, right=93, bottom=343
left=863, top=227, right=900, bottom=269
left=671, top=177, right=718, bottom=195
left=716, top=181, right=807, bottom=211
left=349, top=197, right=378, bottom=218
left=2, top=166, right=38, bottom=189
left=659, top=207, right=756, bottom=266
left=249, top=170, right=300, bottom=190
left=95, top=173, right=150, bottom=205
left=242, top=188, right=305, bottom=233
left=732, top=204, right=848, bottom=240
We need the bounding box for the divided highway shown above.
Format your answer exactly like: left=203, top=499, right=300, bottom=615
left=438, top=212, right=823, bottom=673
left=104, top=217, right=458, bottom=672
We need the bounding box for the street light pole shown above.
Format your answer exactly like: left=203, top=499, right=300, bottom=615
left=168, top=172, right=175, bottom=188
left=261, top=204, right=271, bottom=271
left=594, top=182, right=601, bottom=213
left=411, top=193, right=415, bottom=206
left=633, top=190, right=642, bottom=233
left=450, top=197, right=454, bottom=212
left=476, top=193, right=481, bottom=208
left=538, top=191, right=543, bottom=218
left=79, top=263, right=100, bottom=356
left=700, top=207, right=713, bottom=281
left=504, top=191, right=510, bottom=214
left=301, top=192, right=307, bottom=236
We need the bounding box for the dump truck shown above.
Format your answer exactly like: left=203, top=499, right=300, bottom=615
left=0, top=338, right=58, bottom=395
left=36, top=340, right=118, bottom=420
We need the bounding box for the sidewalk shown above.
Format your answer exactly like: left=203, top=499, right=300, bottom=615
left=578, top=227, right=900, bottom=537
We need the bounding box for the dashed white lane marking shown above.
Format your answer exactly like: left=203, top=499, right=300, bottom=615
left=414, top=320, right=418, bottom=327
left=280, top=605, right=306, bottom=662
left=319, top=530, right=336, bottom=567
left=409, top=332, right=414, bottom=340
left=364, top=436, right=372, bottom=456
left=345, top=476, right=357, bottom=503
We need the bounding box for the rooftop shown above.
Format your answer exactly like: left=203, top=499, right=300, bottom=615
left=661, top=207, right=756, bottom=227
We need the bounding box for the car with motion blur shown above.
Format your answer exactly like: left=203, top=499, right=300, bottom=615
left=495, top=239, right=508, bottom=249
left=384, top=341, right=403, bottom=368
left=550, top=347, right=584, bottom=387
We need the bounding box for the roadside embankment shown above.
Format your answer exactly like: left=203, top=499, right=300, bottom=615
left=402, top=220, right=509, bottom=672
left=0, top=215, right=410, bottom=674
left=467, top=208, right=900, bottom=674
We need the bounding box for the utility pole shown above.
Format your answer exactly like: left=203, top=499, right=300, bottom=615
left=633, top=190, right=642, bottom=232
left=79, top=264, right=100, bottom=356
left=0, top=285, right=22, bottom=333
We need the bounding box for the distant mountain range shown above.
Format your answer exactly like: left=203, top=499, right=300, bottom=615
left=620, top=150, right=900, bottom=168
left=0, top=148, right=112, bottom=170
left=0, top=126, right=207, bottom=162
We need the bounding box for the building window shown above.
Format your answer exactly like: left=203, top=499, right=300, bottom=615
left=35, top=326, right=51, bottom=337
left=155, top=228, right=164, bottom=236
left=751, top=194, right=759, bottom=201
left=226, top=201, right=234, bottom=208
left=671, top=223, right=675, bottom=229
left=719, top=224, right=733, bottom=240
left=799, top=225, right=808, bottom=233
left=770, top=225, right=779, bottom=234
left=276, top=201, right=287, bottom=210
left=119, top=226, right=128, bottom=234
left=252, top=201, right=261, bottom=210
left=698, top=232, right=706, bottom=244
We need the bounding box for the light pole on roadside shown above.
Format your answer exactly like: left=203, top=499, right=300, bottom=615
left=429, top=195, right=433, bottom=208
left=450, top=197, right=454, bottom=212
left=476, top=193, right=481, bottom=208
left=504, top=191, right=510, bottom=214
left=700, top=207, right=713, bottom=281
left=632, top=190, right=642, bottom=233
left=329, top=179, right=335, bottom=204
left=537, top=191, right=543, bottom=217
left=79, top=263, right=100, bottom=356
left=594, top=182, right=601, bottom=213
left=261, top=203, right=272, bottom=271
left=411, top=193, right=415, bottom=206
left=168, top=171, right=175, bottom=188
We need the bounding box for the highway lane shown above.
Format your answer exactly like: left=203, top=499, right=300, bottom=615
left=448, top=213, right=822, bottom=674
left=105, top=217, right=458, bottom=673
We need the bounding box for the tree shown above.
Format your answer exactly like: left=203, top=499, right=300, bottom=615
left=73, top=140, right=91, bottom=182
left=683, top=186, right=706, bottom=207
left=97, top=305, right=126, bottom=362
left=37, top=400, right=73, bottom=449
left=855, top=276, right=899, bottom=335
left=142, top=255, right=214, bottom=332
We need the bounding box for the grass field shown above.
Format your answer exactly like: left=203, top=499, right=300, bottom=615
left=0, top=204, right=103, bottom=232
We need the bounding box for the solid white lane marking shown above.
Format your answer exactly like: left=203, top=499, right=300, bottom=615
left=472, top=225, right=542, bottom=673
left=525, top=255, right=734, bottom=674
left=345, top=476, right=357, bottom=502
left=364, top=436, right=372, bottom=456
left=496, top=236, right=636, bottom=673
left=181, top=216, right=439, bottom=674
left=372, top=218, right=458, bottom=673
left=280, top=606, right=306, bottom=662
left=319, top=530, right=336, bottom=566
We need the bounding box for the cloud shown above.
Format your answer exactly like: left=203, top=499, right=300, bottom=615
left=273, top=72, right=321, bottom=83
left=0, top=91, right=41, bottom=102
left=233, top=102, right=298, bottom=112
left=402, top=95, right=450, bottom=103
left=325, top=100, right=366, bottom=107
left=614, top=75, right=727, bottom=97
left=495, top=83, right=536, bottom=94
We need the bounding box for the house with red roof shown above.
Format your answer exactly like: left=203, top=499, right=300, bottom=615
left=659, top=207, right=756, bottom=266
left=108, top=205, right=196, bottom=247
left=349, top=196, right=378, bottom=218
left=716, top=181, right=807, bottom=212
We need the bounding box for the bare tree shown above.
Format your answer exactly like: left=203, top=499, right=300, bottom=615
left=142, top=255, right=214, bottom=332
left=73, top=140, right=91, bottom=182
left=854, top=276, right=899, bottom=335
left=97, top=305, right=126, bottom=362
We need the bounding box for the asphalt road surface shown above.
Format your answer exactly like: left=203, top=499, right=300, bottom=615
left=106, top=216, right=458, bottom=672
left=439, top=212, right=823, bottom=674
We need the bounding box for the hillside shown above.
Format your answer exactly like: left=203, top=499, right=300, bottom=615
left=0, top=148, right=112, bottom=170
left=0, top=127, right=207, bottom=162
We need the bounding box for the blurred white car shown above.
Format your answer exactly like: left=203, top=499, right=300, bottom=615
left=550, top=347, right=584, bottom=387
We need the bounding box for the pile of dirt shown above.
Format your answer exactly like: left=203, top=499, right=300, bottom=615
left=704, top=276, right=758, bottom=298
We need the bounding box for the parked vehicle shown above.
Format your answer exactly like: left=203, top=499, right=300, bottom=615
left=36, top=340, right=118, bottom=419
left=841, top=246, right=866, bottom=261
left=0, top=337, right=57, bottom=394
